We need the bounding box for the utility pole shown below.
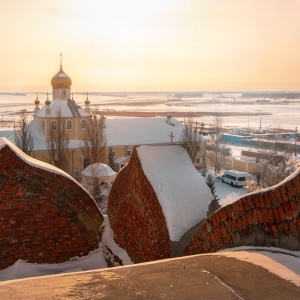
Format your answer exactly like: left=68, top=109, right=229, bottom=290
left=260, top=117, right=262, bottom=131
left=295, top=127, right=297, bottom=157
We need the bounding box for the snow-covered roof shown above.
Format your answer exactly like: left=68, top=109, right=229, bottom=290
left=137, top=145, right=213, bottom=242
left=106, top=117, right=202, bottom=147
left=82, top=163, right=116, bottom=177
left=15, top=116, right=203, bottom=152
left=35, top=99, right=90, bottom=118
left=0, top=128, right=14, bottom=141
left=114, top=156, right=128, bottom=164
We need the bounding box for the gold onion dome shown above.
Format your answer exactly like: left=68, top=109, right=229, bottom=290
left=51, top=66, right=72, bottom=89
left=85, top=94, right=90, bottom=105
left=45, top=93, right=51, bottom=105
left=34, top=95, right=40, bottom=105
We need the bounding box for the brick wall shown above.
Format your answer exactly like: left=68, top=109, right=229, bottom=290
left=185, top=169, right=300, bottom=255
left=108, top=148, right=172, bottom=263
left=0, top=142, right=104, bottom=271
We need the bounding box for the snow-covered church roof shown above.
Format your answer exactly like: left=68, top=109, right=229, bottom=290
left=136, top=145, right=213, bottom=242
left=106, top=117, right=201, bottom=147
left=9, top=115, right=204, bottom=152
left=34, top=99, right=90, bottom=118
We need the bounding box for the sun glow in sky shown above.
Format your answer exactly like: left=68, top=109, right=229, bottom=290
left=1, top=0, right=300, bottom=92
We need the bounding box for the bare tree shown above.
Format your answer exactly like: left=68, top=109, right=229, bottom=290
left=47, top=109, right=70, bottom=172
left=81, top=115, right=107, bottom=166
left=181, top=117, right=203, bottom=164
left=206, top=115, right=225, bottom=174
left=14, top=110, right=34, bottom=155
left=81, top=115, right=107, bottom=203
left=108, top=146, right=116, bottom=172
left=250, top=146, right=296, bottom=190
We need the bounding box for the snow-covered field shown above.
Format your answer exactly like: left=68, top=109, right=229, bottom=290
left=1, top=92, right=300, bottom=130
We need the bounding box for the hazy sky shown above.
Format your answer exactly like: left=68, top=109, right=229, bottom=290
left=1, top=0, right=299, bottom=92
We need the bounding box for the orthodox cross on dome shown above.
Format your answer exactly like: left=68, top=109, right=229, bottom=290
left=169, top=131, right=175, bottom=144
left=60, top=53, right=62, bottom=68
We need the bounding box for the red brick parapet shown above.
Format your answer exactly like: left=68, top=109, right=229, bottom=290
left=0, top=138, right=104, bottom=270
left=184, top=169, right=300, bottom=255
left=108, top=148, right=172, bottom=263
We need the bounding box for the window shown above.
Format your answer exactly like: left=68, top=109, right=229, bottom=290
left=51, top=121, right=57, bottom=131
left=67, top=120, right=72, bottom=130
left=81, top=120, right=87, bottom=129
left=62, top=90, right=66, bottom=98
left=41, top=121, right=45, bottom=130
left=126, top=150, right=131, bottom=157
left=226, top=174, right=237, bottom=181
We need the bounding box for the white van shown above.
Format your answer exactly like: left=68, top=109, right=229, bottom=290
left=222, top=170, right=246, bottom=187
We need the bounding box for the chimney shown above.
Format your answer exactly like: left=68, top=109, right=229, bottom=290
left=166, top=114, right=172, bottom=125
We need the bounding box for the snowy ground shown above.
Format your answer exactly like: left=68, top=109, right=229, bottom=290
left=204, top=168, right=250, bottom=207
left=214, top=176, right=249, bottom=206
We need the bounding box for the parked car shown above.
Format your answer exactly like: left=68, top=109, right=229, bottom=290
left=222, top=170, right=246, bottom=187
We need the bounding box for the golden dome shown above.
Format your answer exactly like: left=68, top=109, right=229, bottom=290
left=85, top=93, right=90, bottom=105
left=34, top=94, right=40, bottom=105
left=45, top=93, right=51, bottom=105
left=51, top=66, right=72, bottom=89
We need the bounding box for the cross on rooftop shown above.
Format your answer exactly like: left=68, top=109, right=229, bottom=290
left=169, top=131, right=175, bottom=144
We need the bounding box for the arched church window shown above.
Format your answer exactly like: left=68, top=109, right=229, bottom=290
left=62, top=90, right=66, bottom=98
left=81, top=120, right=87, bottom=129
left=67, top=120, right=72, bottom=130
left=52, top=121, right=57, bottom=131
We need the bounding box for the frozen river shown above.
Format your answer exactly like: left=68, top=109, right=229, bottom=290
left=0, top=92, right=299, bottom=131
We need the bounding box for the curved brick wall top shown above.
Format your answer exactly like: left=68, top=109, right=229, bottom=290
left=185, top=168, right=300, bottom=255
left=0, top=138, right=104, bottom=271
left=108, top=147, right=171, bottom=263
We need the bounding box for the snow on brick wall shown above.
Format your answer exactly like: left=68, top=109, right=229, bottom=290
left=0, top=140, right=104, bottom=271
left=185, top=169, right=300, bottom=255
left=108, top=148, right=172, bottom=263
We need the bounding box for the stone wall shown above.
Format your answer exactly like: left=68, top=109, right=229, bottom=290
left=108, top=148, right=172, bottom=263
left=185, top=169, right=300, bottom=255
left=0, top=141, right=104, bottom=271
